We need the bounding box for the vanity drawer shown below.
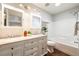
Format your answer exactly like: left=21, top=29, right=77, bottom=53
left=24, top=38, right=41, bottom=47
left=11, top=41, right=24, bottom=48
left=24, top=47, right=38, bottom=56
left=24, top=42, right=39, bottom=50
left=25, top=41, right=38, bottom=48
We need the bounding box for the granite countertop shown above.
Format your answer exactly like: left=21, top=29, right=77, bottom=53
left=0, top=34, right=46, bottom=45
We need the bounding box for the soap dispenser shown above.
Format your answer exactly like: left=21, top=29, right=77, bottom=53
left=24, top=31, right=27, bottom=37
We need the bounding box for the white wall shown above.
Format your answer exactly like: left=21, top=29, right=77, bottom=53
left=49, top=9, right=77, bottom=42
left=40, top=11, right=53, bottom=22
left=48, top=22, right=55, bottom=39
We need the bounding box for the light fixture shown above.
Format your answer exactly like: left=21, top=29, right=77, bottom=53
left=27, top=6, right=31, bottom=10
left=19, top=4, right=24, bottom=7
left=55, top=3, right=61, bottom=6
left=23, top=5, right=31, bottom=10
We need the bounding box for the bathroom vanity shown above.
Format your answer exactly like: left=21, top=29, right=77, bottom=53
left=0, top=34, right=47, bottom=56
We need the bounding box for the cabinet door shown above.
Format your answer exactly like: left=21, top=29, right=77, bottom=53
left=24, top=38, right=40, bottom=56
left=12, top=42, right=24, bottom=56
left=38, top=39, right=42, bottom=56
left=0, top=45, right=12, bottom=56
left=41, top=36, right=47, bottom=55
left=0, top=49, right=12, bottom=56
left=12, top=47, right=24, bottom=56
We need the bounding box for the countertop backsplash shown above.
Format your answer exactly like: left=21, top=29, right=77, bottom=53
left=0, top=27, right=42, bottom=39
left=0, top=27, right=23, bottom=39
left=30, top=28, right=41, bottom=35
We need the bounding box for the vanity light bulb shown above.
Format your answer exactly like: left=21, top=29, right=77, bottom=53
left=27, top=6, right=31, bottom=10
left=55, top=3, right=61, bottom=6
left=19, top=4, right=23, bottom=7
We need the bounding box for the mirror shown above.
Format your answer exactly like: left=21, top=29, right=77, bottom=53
left=32, top=15, right=41, bottom=28
left=4, top=8, right=22, bottom=27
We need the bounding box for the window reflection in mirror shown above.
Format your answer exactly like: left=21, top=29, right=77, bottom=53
left=32, top=15, right=41, bottom=28
left=4, top=8, right=22, bottom=27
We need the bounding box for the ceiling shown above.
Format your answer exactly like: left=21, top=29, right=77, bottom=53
left=32, top=3, right=79, bottom=15
left=5, top=3, right=79, bottom=15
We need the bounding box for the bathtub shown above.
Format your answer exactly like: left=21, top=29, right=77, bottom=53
left=49, top=37, right=79, bottom=56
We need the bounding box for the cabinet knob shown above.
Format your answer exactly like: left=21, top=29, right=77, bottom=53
left=31, top=41, right=34, bottom=43
left=11, top=48, right=13, bottom=50
left=42, top=48, right=44, bottom=49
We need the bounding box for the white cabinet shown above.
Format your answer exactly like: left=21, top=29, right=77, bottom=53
left=0, top=35, right=47, bottom=56
left=24, top=38, right=40, bottom=56
left=0, top=42, right=24, bottom=56
left=24, top=36, right=47, bottom=56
